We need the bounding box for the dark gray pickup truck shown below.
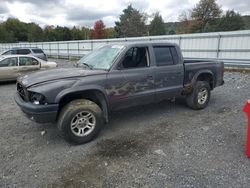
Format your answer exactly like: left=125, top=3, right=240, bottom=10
left=15, top=42, right=224, bottom=144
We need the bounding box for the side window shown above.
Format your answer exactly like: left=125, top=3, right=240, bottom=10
left=19, top=57, right=39, bottom=66
left=17, top=49, right=31, bottom=54
left=11, top=50, right=17, bottom=54
left=0, top=57, right=18, bottom=67
left=170, top=47, right=179, bottom=64
left=121, top=47, right=149, bottom=69
left=2, top=50, right=11, bottom=55
left=32, top=49, right=44, bottom=53
left=153, top=46, right=174, bottom=66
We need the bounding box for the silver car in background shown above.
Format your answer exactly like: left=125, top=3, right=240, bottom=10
left=1, top=47, right=48, bottom=61
left=0, top=55, right=57, bottom=82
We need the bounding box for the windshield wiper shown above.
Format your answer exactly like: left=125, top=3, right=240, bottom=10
left=79, top=63, right=94, bottom=69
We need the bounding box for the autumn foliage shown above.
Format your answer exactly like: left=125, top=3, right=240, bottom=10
left=92, top=20, right=106, bottom=39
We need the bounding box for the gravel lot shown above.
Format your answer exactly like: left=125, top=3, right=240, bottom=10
left=1, top=59, right=250, bottom=187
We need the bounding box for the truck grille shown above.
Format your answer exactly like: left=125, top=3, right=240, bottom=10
left=17, top=83, right=28, bottom=101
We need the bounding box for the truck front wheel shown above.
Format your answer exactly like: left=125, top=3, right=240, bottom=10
left=57, top=99, right=104, bottom=144
left=186, top=81, right=211, bottom=110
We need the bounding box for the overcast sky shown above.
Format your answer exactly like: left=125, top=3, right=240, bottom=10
left=0, top=0, right=249, bottom=28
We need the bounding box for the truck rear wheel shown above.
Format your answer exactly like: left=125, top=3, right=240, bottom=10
left=57, top=99, right=103, bottom=144
left=186, top=81, right=211, bottom=110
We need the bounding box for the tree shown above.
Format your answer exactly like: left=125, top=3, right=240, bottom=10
left=27, top=23, right=44, bottom=42
left=168, top=30, right=176, bottom=35
left=216, top=10, right=245, bottom=31
left=149, top=12, right=166, bottom=36
left=0, top=24, right=15, bottom=42
left=92, top=20, right=106, bottom=39
left=178, top=10, right=198, bottom=33
left=115, top=5, right=147, bottom=37
left=104, top=27, right=116, bottom=38
left=4, top=18, right=28, bottom=42
left=54, top=26, right=72, bottom=41
left=71, top=26, right=83, bottom=40
left=82, top=27, right=92, bottom=39
left=44, top=26, right=56, bottom=41
left=191, top=0, right=222, bottom=32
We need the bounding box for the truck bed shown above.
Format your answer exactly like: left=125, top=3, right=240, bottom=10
left=183, top=59, right=224, bottom=89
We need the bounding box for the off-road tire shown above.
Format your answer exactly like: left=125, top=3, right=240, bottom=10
left=57, top=99, right=103, bottom=144
left=186, top=81, right=211, bottom=110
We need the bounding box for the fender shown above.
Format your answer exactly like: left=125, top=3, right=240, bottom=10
left=55, top=85, right=109, bottom=122
left=55, top=84, right=108, bottom=103
left=191, top=69, right=214, bottom=87
left=183, top=69, right=215, bottom=95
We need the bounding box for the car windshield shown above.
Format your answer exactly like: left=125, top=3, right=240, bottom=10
left=77, top=45, right=125, bottom=70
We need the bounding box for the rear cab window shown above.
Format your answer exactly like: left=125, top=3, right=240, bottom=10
left=153, top=46, right=178, bottom=66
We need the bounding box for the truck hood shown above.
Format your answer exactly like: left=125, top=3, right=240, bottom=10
left=18, top=68, right=107, bottom=87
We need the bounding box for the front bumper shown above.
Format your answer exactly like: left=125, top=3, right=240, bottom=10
left=15, top=93, right=58, bottom=123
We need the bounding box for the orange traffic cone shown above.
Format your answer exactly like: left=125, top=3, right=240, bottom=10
left=243, top=100, right=250, bottom=158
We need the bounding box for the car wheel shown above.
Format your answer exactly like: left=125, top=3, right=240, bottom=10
left=186, top=81, right=211, bottom=110
left=57, top=99, right=103, bottom=144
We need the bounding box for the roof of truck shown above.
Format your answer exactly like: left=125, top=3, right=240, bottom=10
left=105, top=41, right=178, bottom=48
left=125, top=41, right=177, bottom=45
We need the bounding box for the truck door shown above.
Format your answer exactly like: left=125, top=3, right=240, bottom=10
left=107, top=46, right=155, bottom=110
left=153, top=46, right=184, bottom=101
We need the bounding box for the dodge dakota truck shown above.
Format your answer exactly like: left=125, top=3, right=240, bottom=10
left=15, top=42, right=224, bottom=144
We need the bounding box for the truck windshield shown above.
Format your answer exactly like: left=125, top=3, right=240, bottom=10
left=77, top=45, right=125, bottom=70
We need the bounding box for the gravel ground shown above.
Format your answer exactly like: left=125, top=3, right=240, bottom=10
left=1, top=59, right=250, bottom=187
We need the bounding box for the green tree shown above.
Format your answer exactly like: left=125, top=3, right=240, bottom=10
left=104, top=28, right=116, bottom=38
left=82, top=27, right=92, bottom=40
left=216, top=10, right=245, bottom=31
left=44, top=26, right=56, bottom=41
left=168, top=30, right=176, bottom=35
left=4, top=18, right=28, bottom=41
left=0, top=24, right=15, bottom=42
left=54, top=26, right=72, bottom=41
left=149, top=12, right=166, bottom=36
left=27, top=23, right=44, bottom=42
left=71, top=26, right=83, bottom=40
left=115, top=5, right=147, bottom=37
left=191, top=0, right=222, bottom=32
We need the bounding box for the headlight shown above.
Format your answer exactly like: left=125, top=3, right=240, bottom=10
left=29, top=92, right=47, bottom=105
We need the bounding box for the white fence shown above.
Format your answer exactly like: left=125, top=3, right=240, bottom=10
left=0, top=30, right=250, bottom=65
